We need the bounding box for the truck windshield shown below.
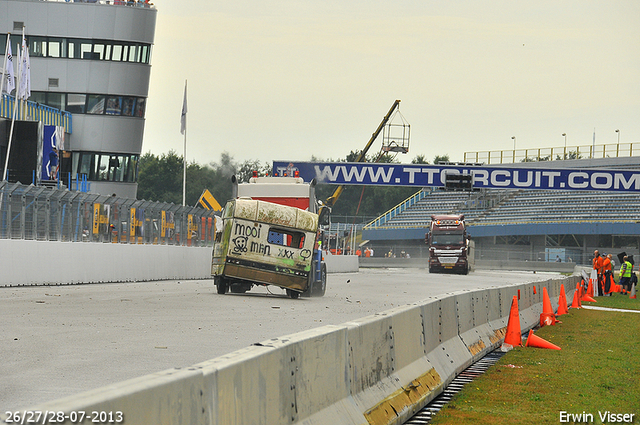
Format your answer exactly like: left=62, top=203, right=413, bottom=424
left=432, top=234, right=464, bottom=246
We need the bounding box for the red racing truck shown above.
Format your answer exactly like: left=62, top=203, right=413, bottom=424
left=425, top=214, right=474, bottom=274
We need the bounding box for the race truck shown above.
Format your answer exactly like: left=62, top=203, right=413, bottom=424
left=211, top=174, right=327, bottom=299
left=425, top=214, right=474, bottom=274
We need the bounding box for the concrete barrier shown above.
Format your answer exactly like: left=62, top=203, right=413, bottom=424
left=0, top=241, right=357, bottom=287
left=0, top=239, right=212, bottom=286
left=323, top=253, right=359, bottom=273
left=358, top=257, right=576, bottom=273
left=13, top=276, right=580, bottom=425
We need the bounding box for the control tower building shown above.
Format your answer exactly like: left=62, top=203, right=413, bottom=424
left=0, top=0, right=157, bottom=198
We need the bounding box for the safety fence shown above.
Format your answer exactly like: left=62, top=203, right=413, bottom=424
left=464, top=142, right=640, bottom=164
left=11, top=276, right=579, bottom=424
left=0, top=181, right=218, bottom=246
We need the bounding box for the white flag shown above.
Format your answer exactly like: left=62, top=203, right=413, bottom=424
left=2, top=35, right=15, bottom=94
left=18, top=33, right=30, bottom=100
left=180, top=80, right=187, bottom=135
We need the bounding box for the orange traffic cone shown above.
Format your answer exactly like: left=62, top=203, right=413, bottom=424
left=587, top=279, right=595, bottom=297
left=581, top=292, right=597, bottom=303
left=570, top=289, right=581, bottom=309
left=540, top=287, right=558, bottom=327
left=557, top=284, right=569, bottom=315
left=630, top=282, right=637, bottom=299
left=503, top=295, right=522, bottom=347
left=533, top=286, right=537, bottom=295
left=525, top=330, right=561, bottom=350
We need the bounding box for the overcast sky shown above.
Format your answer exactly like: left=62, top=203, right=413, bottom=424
left=141, top=1, right=640, bottom=166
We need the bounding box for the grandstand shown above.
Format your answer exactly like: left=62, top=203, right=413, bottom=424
left=362, top=157, right=640, bottom=264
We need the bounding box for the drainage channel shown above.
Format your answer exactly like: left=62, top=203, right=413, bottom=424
left=404, top=349, right=506, bottom=424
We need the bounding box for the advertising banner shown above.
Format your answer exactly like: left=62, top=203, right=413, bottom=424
left=272, top=161, right=640, bottom=193
left=41, top=125, right=63, bottom=182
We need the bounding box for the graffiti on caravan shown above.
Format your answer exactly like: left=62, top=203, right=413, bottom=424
left=271, top=161, right=640, bottom=193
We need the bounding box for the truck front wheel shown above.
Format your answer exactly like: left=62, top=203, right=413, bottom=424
left=312, top=263, right=327, bottom=297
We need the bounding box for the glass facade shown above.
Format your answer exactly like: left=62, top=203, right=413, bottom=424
left=32, top=91, right=146, bottom=118
left=1, top=34, right=152, bottom=65
left=72, top=152, right=139, bottom=183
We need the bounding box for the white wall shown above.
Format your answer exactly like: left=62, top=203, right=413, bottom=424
left=0, top=240, right=211, bottom=286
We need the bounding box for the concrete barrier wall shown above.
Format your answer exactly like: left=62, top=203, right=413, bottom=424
left=17, top=276, right=580, bottom=425
left=323, top=253, right=360, bottom=273
left=0, top=240, right=212, bottom=286
left=0, top=241, right=357, bottom=286
left=358, top=257, right=576, bottom=273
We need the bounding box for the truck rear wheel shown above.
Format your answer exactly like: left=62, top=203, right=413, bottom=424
left=286, top=289, right=300, bottom=299
left=215, top=276, right=228, bottom=294
left=312, top=263, right=327, bottom=297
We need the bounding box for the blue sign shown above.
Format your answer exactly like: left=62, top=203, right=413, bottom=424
left=272, top=161, right=640, bottom=192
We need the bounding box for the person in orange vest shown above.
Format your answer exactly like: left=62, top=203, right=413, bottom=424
left=364, top=247, right=371, bottom=258
left=602, top=253, right=614, bottom=295
left=355, top=248, right=362, bottom=257
left=593, top=250, right=603, bottom=295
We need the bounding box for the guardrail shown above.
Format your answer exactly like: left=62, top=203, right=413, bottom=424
left=0, top=181, right=217, bottom=246
left=12, top=276, right=578, bottom=425
left=464, top=142, right=640, bottom=164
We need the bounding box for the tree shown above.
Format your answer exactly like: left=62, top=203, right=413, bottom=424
left=137, top=151, right=238, bottom=207
left=137, top=150, right=183, bottom=204
left=433, top=154, right=450, bottom=164
left=236, top=159, right=272, bottom=183
left=411, top=154, right=429, bottom=164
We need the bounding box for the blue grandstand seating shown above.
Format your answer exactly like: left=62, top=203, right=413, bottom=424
left=366, top=188, right=640, bottom=230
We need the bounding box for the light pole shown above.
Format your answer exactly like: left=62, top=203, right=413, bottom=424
left=511, top=136, right=516, bottom=162
left=615, top=129, right=620, bottom=157
left=562, top=133, right=567, bottom=159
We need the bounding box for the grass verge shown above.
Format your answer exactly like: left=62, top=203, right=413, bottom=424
left=430, top=306, right=640, bottom=424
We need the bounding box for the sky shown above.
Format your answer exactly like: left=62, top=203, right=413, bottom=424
left=142, top=1, right=640, bottom=167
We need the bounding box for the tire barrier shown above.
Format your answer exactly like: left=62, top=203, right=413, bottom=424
left=13, top=276, right=579, bottom=425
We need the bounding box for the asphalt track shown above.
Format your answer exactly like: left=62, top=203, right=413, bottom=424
left=1, top=268, right=559, bottom=411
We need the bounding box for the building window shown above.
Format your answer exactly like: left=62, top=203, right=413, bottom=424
left=2, top=34, right=153, bottom=65
left=87, top=95, right=106, bottom=114
left=30, top=36, right=46, bottom=57
left=72, top=152, right=140, bottom=183
left=32, top=91, right=146, bottom=119
left=122, top=97, right=135, bottom=116
left=92, top=42, right=106, bottom=60
left=46, top=93, right=66, bottom=110
left=105, top=97, right=122, bottom=115
left=48, top=38, right=63, bottom=58
left=134, top=98, right=145, bottom=117
left=67, top=94, right=87, bottom=114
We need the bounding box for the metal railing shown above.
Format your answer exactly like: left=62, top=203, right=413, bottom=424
left=363, top=189, right=429, bottom=229
left=0, top=181, right=217, bottom=246
left=464, top=142, right=640, bottom=164
left=0, top=94, right=72, bottom=133
left=17, top=0, right=156, bottom=9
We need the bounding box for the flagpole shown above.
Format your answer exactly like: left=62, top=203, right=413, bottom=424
left=183, top=111, right=187, bottom=206
left=3, top=28, right=23, bottom=182
left=181, top=79, right=187, bottom=206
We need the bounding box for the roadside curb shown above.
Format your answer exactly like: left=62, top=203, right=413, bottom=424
left=581, top=305, right=640, bottom=314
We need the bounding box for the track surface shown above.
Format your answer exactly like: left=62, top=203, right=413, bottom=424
left=1, top=269, right=557, bottom=411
